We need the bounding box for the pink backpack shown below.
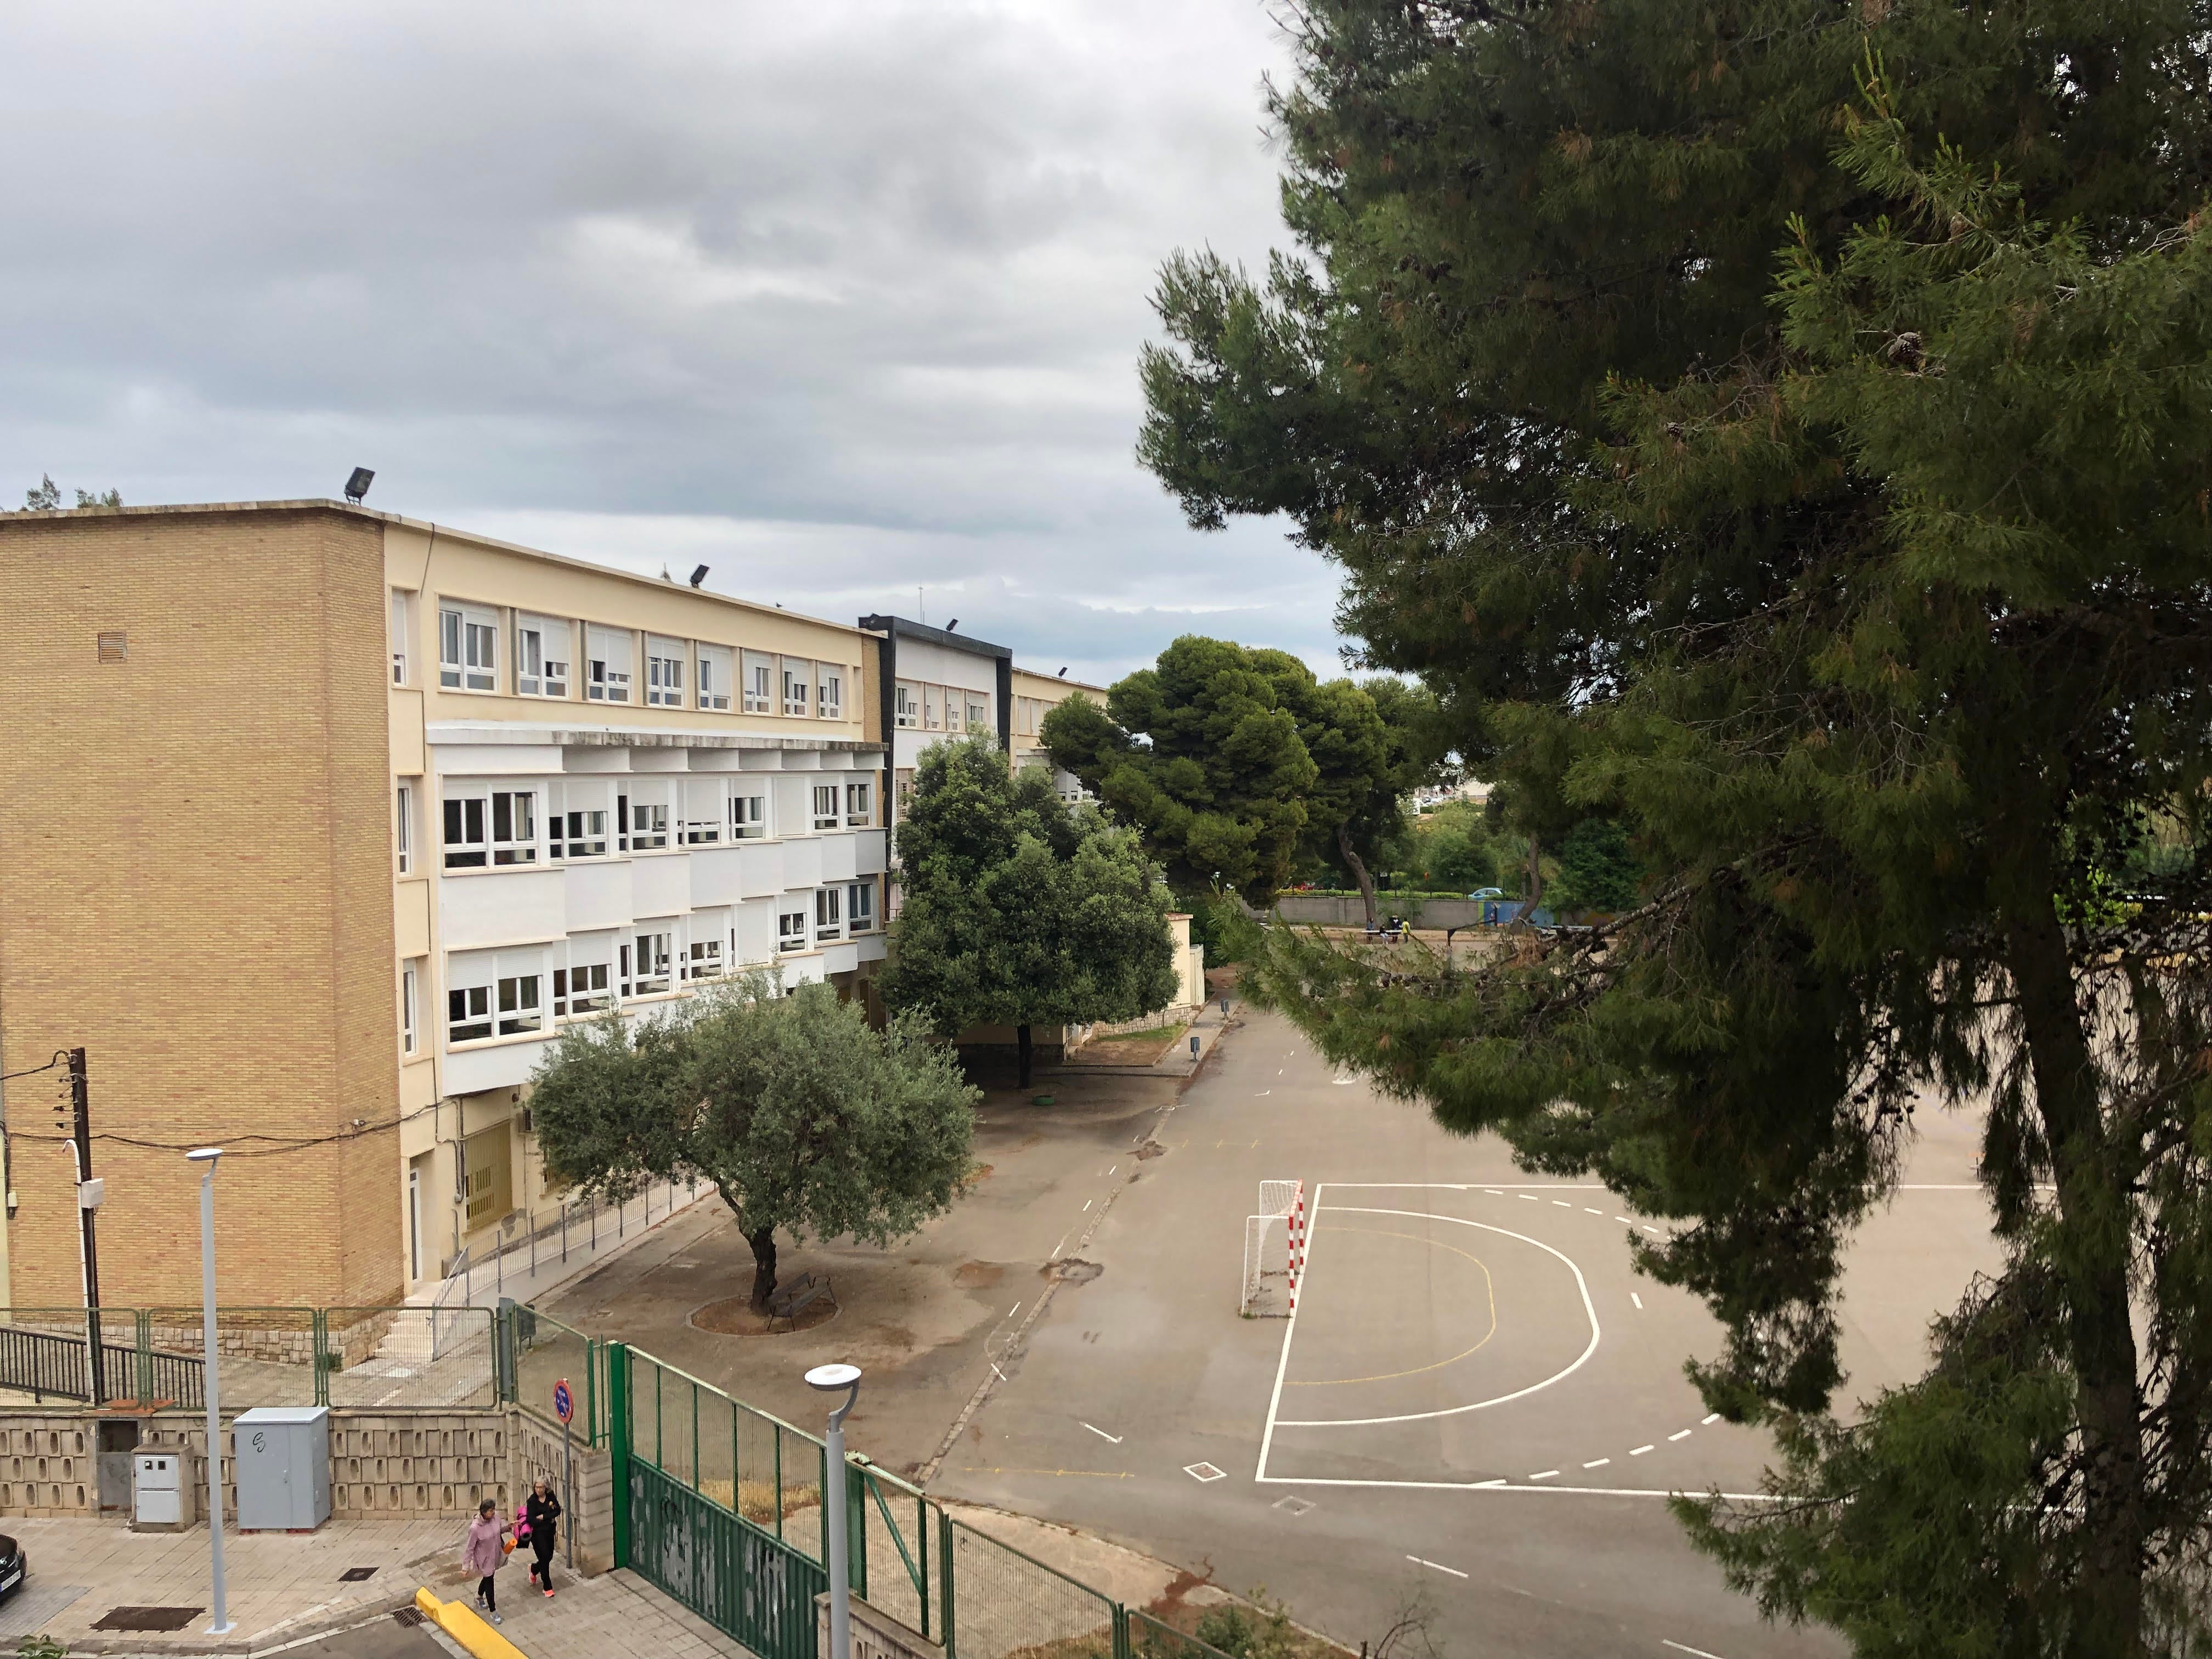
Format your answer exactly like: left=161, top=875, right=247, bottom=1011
left=514, top=1500, right=532, bottom=1542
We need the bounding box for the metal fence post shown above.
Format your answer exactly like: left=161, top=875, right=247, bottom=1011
left=939, top=1505, right=956, bottom=1659
left=312, top=1308, right=330, bottom=1407
left=495, top=1298, right=517, bottom=1404
left=134, top=1309, right=151, bottom=1405
left=608, top=1342, right=631, bottom=1568
left=1114, top=1605, right=1130, bottom=1659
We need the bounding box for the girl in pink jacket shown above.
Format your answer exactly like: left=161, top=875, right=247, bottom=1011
left=462, top=1499, right=512, bottom=1624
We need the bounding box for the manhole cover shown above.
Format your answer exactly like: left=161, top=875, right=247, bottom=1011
left=1272, top=1496, right=1316, bottom=1516
left=339, top=1566, right=379, bottom=1583
left=1184, top=1463, right=1226, bottom=1483
left=392, top=1606, right=427, bottom=1628
left=93, top=1607, right=203, bottom=1633
left=1047, top=1259, right=1104, bottom=1284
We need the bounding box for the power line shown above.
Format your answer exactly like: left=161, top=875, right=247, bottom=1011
left=4, top=1101, right=445, bottom=1159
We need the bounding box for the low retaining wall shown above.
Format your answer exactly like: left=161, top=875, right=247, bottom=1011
left=1271, top=894, right=1501, bottom=929
left=0, top=1406, right=613, bottom=1570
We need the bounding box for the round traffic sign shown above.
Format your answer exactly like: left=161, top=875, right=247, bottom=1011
left=553, top=1379, right=574, bottom=1425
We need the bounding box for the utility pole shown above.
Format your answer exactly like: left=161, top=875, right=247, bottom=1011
left=58, top=1048, right=104, bottom=1404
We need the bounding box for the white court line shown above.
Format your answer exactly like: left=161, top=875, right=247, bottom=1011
left=1484, top=1189, right=1503, bottom=1195
left=1582, top=1458, right=1609, bottom=1469
left=1551, top=1200, right=1572, bottom=1208
left=1669, top=1429, right=1691, bottom=1441
left=1083, top=1422, right=1123, bottom=1444
left=1530, top=1469, right=1558, bottom=1480
left=1272, top=1207, right=1601, bottom=1427
left=1630, top=1293, right=1644, bottom=1310
left=1406, top=1555, right=1469, bottom=1579
left=1630, top=1444, right=1654, bottom=1455
left=1585, top=1207, right=1603, bottom=1215
left=1518, top=1194, right=1539, bottom=1203
left=1257, top=1474, right=1780, bottom=1500
left=1663, top=1641, right=1728, bottom=1659
left=1702, top=1413, right=1721, bottom=1424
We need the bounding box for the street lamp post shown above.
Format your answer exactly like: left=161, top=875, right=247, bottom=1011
left=805, top=1364, right=862, bottom=1659
left=187, top=1148, right=232, bottom=1636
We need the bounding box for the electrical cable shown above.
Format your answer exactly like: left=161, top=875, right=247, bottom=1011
left=4, top=1100, right=445, bottom=1158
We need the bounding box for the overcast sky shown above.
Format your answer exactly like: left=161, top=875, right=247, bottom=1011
left=2, top=1, right=1340, bottom=684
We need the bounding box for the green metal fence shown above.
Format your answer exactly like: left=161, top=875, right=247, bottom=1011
left=607, top=1337, right=1257, bottom=1659
left=512, top=1306, right=608, bottom=1446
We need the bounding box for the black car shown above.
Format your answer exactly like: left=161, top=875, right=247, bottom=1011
left=0, top=1534, right=26, bottom=1601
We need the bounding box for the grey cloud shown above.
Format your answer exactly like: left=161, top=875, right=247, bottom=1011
left=2, top=0, right=1341, bottom=681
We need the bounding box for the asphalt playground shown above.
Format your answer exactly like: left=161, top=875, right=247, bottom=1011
left=933, top=1005, right=2005, bottom=1659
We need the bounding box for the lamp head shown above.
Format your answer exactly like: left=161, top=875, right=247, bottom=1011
left=805, top=1363, right=861, bottom=1394
left=187, top=1147, right=223, bottom=1165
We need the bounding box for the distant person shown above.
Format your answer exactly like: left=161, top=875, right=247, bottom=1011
left=464, top=1497, right=512, bottom=1624
left=526, top=1477, right=562, bottom=1597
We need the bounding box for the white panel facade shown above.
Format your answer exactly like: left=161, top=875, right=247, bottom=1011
left=440, top=868, right=566, bottom=950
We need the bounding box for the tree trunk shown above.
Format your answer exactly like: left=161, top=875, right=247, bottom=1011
left=1338, top=823, right=1379, bottom=930
left=1018, top=1023, right=1034, bottom=1090
left=2001, top=863, right=2144, bottom=1655
left=746, top=1225, right=779, bottom=1313
left=1524, top=835, right=1543, bottom=921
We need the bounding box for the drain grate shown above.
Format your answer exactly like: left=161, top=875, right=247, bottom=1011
left=339, top=1566, right=380, bottom=1583
left=92, top=1607, right=203, bottom=1633
left=392, top=1606, right=427, bottom=1628
left=1272, top=1495, right=1317, bottom=1516
left=1183, top=1462, right=1227, bottom=1483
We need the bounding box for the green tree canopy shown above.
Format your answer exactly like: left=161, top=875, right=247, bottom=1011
left=528, top=974, right=977, bottom=1308
left=1040, top=636, right=1319, bottom=905
left=1295, top=674, right=1450, bottom=923
left=18, top=475, right=120, bottom=510
left=1141, top=1, right=2212, bottom=1649
left=883, top=733, right=1180, bottom=1086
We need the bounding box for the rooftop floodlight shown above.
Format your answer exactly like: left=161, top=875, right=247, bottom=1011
left=945, top=619, right=958, bottom=633
left=690, top=565, right=710, bottom=588
left=1057, top=667, right=1068, bottom=678
left=343, top=467, right=374, bottom=503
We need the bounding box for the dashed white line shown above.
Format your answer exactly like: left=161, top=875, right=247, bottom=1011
left=1663, top=1641, right=1728, bottom=1659
left=1473, top=1478, right=1506, bottom=1488
left=1702, top=1413, right=1721, bottom=1425
left=1642, top=1224, right=1661, bottom=1234
left=1082, top=1423, right=1123, bottom=1444
left=1630, top=1444, right=1654, bottom=1456
left=1530, top=1470, right=1559, bottom=1481
left=1669, top=1429, right=1692, bottom=1442
left=1582, top=1458, right=1610, bottom=1469
left=1629, top=1292, right=1644, bottom=1310
left=1585, top=1207, right=1604, bottom=1215
left=1082, top=1200, right=1091, bottom=1211
left=1551, top=1200, right=1572, bottom=1208
left=1616, top=1215, right=1633, bottom=1224
left=1484, top=1189, right=1503, bottom=1196
left=1517, top=1194, right=1539, bottom=1203
left=1406, top=1555, right=1469, bottom=1579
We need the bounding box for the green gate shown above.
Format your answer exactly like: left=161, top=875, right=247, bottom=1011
left=630, top=1458, right=826, bottom=1659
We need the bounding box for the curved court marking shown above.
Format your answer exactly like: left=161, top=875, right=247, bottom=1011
left=1282, top=1227, right=1497, bottom=1386
left=1272, top=1205, right=1601, bottom=1428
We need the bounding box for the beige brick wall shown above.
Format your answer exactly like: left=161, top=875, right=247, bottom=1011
left=0, top=504, right=403, bottom=1308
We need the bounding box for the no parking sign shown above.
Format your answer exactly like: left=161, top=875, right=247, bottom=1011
left=554, top=1379, right=574, bottom=1425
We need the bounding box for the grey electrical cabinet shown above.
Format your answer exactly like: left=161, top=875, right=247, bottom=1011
left=233, top=1406, right=331, bottom=1531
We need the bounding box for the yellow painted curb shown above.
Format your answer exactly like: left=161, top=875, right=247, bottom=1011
left=416, top=1587, right=530, bottom=1659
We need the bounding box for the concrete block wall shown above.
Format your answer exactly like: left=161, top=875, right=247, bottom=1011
left=0, top=1419, right=98, bottom=1515
left=331, top=1415, right=509, bottom=1519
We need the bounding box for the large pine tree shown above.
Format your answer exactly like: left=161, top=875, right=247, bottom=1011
left=1140, top=2, right=2212, bottom=1651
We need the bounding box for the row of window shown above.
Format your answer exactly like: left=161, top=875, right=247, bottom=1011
left=397, top=884, right=879, bottom=1051
left=894, top=680, right=992, bottom=734
left=392, top=592, right=851, bottom=720
left=394, top=778, right=873, bottom=874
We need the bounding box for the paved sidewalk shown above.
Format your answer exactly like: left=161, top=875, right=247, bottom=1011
left=0, top=1515, right=453, bottom=1654
left=1043, top=997, right=1234, bottom=1080
left=426, top=1567, right=755, bottom=1659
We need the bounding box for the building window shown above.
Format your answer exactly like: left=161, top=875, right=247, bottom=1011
left=848, top=882, right=876, bottom=934
left=548, top=800, right=608, bottom=860
left=396, top=783, right=415, bottom=874
left=586, top=625, right=634, bottom=703
left=817, top=665, right=843, bottom=719
left=923, top=684, right=943, bottom=730
left=777, top=910, right=808, bottom=953
left=496, top=973, right=543, bottom=1035
left=944, top=692, right=963, bottom=735
left=390, top=591, right=411, bottom=685
left=844, top=781, right=872, bottom=826
left=621, top=930, right=672, bottom=996
left=686, top=936, right=724, bottom=981
left=449, top=984, right=493, bottom=1043
left=895, top=683, right=919, bottom=729
left=553, top=962, right=610, bottom=1018
left=618, top=790, right=670, bottom=852
left=743, top=651, right=774, bottom=713
left=698, top=645, right=733, bottom=710
left=490, top=791, right=538, bottom=865
left=814, top=886, right=843, bottom=943
left=812, top=785, right=839, bottom=831
left=443, top=797, right=487, bottom=869
left=439, top=602, right=497, bottom=691
left=647, top=636, right=686, bottom=707
left=782, top=659, right=810, bottom=717
left=1016, top=696, right=1039, bottom=735
left=968, top=695, right=990, bottom=732
left=400, top=962, right=420, bottom=1053
left=683, top=780, right=723, bottom=845
left=516, top=616, right=570, bottom=698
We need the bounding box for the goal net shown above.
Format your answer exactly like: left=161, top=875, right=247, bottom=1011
left=1241, top=1178, right=1305, bottom=1317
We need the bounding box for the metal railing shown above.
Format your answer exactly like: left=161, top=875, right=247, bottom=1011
left=429, top=1176, right=710, bottom=1311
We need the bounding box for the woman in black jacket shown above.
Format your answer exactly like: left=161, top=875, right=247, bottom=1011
left=524, top=1478, right=562, bottom=1596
